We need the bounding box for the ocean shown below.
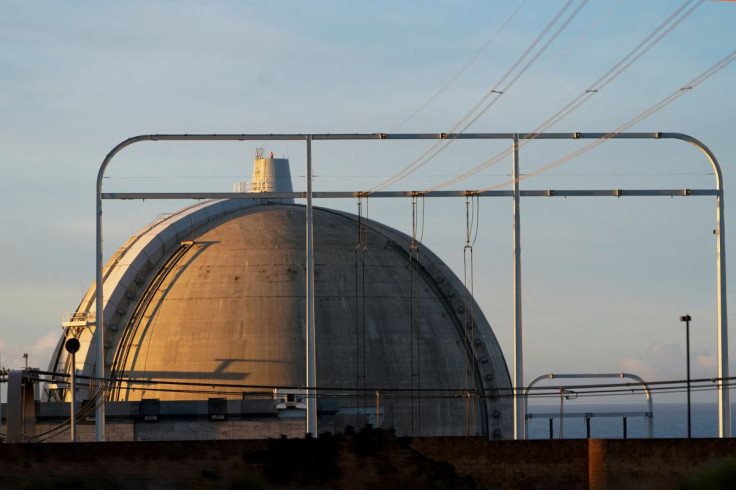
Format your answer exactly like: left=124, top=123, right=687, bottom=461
left=525, top=402, right=733, bottom=439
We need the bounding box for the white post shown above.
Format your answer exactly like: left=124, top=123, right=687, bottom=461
left=95, top=186, right=105, bottom=442
left=512, top=134, right=524, bottom=440
left=305, top=135, right=318, bottom=436
left=674, top=133, right=730, bottom=438
left=716, top=193, right=730, bottom=437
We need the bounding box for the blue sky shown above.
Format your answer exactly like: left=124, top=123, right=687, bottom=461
left=1, top=0, right=735, bottom=407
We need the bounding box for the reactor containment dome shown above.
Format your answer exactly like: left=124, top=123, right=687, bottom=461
left=46, top=153, right=512, bottom=438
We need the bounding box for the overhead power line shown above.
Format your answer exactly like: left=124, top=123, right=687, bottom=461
left=479, top=47, right=736, bottom=192
left=425, top=0, right=705, bottom=192
left=8, top=369, right=735, bottom=442
left=370, top=0, right=587, bottom=193
left=21, top=368, right=736, bottom=399
left=389, top=0, right=529, bottom=133
left=519, top=0, right=625, bottom=93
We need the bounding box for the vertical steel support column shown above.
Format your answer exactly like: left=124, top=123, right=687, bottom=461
left=305, top=135, right=318, bottom=436
left=673, top=133, right=731, bottom=437
left=512, top=134, right=524, bottom=440
left=680, top=133, right=731, bottom=438
left=95, top=184, right=105, bottom=442
left=716, top=193, right=730, bottom=437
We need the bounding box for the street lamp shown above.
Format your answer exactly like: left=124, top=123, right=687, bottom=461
left=65, top=338, right=81, bottom=442
left=680, top=314, right=692, bottom=439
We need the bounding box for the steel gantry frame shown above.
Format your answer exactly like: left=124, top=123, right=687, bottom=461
left=95, top=132, right=729, bottom=442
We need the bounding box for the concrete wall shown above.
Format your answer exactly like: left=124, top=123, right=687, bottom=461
left=413, top=437, right=736, bottom=490
left=413, top=437, right=590, bottom=489
left=31, top=417, right=334, bottom=443
left=3, top=433, right=736, bottom=489
left=35, top=419, right=306, bottom=443
left=4, top=398, right=337, bottom=443
left=585, top=439, right=736, bottom=490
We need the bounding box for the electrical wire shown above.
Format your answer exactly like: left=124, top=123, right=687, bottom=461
left=519, top=0, right=625, bottom=92
left=408, top=196, right=423, bottom=434
left=355, top=196, right=363, bottom=428
left=7, top=370, right=731, bottom=442
left=369, top=0, right=586, bottom=193
left=479, top=47, right=736, bottom=191
left=4, top=369, right=736, bottom=442
left=388, top=0, right=529, bottom=133
left=425, top=0, right=705, bottom=192
left=462, top=195, right=481, bottom=434
left=21, top=369, right=736, bottom=400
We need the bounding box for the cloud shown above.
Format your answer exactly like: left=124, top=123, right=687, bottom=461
left=620, top=341, right=684, bottom=382
left=694, top=353, right=717, bottom=377
left=620, top=341, right=720, bottom=382
left=1, top=331, right=59, bottom=370
left=30, top=332, right=60, bottom=363
left=620, top=357, right=676, bottom=382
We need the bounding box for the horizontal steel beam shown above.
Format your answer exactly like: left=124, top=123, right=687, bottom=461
left=527, top=412, right=652, bottom=419
left=109, top=131, right=679, bottom=142
left=102, top=189, right=720, bottom=200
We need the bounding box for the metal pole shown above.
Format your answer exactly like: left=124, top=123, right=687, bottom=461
left=586, top=416, right=591, bottom=439
left=513, top=133, right=524, bottom=440
left=623, top=417, right=628, bottom=439
left=681, top=314, right=692, bottom=438
left=70, top=351, right=77, bottom=442
left=716, top=194, right=730, bottom=437
left=673, top=133, right=730, bottom=437
left=376, top=390, right=380, bottom=428
left=687, top=318, right=692, bottom=439
left=93, top=136, right=153, bottom=442
left=305, top=135, right=318, bottom=436
left=95, top=178, right=105, bottom=442
left=559, top=388, right=564, bottom=439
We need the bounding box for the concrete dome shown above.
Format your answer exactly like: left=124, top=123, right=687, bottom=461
left=48, top=200, right=511, bottom=437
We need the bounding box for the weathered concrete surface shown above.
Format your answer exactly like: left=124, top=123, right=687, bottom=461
left=413, top=437, right=736, bottom=490
left=3, top=432, right=736, bottom=489
left=0, top=430, right=473, bottom=489
left=585, top=438, right=736, bottom=490
left=51, top=203, right=511, bottom=438
left=34, top=418, right=307, bottom=443
left=412, top=437, right=589, bottom=489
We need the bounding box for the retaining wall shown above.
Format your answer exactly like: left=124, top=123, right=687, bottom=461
left=3, top=433, right=736, bottom=489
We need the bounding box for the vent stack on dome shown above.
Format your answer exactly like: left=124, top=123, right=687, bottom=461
left=251, top=147, right=293, bottom=193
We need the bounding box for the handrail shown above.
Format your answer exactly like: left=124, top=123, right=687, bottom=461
left=524, top=372, right=654, bottom=438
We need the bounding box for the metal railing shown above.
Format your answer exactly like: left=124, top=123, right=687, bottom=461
left=524, top=372, right=654, bottom=438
